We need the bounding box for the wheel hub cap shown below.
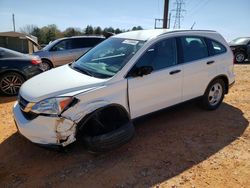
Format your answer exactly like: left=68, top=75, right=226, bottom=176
left=0, top=75, right=22, bottom=95
left=208, top=83, right=223, bottom=106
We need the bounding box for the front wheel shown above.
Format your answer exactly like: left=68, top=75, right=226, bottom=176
left=202, top=79, right=225, bottom=110
left=235, top=52, right=246, bottom=63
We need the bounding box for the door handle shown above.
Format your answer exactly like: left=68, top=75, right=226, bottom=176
left=169, top=70, right=181, bottom=75
left=207, top=60, right=215, bottom=65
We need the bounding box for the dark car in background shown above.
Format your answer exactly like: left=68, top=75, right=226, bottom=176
left=0, top=47, right=42, bottom=96
left=229, top=37, right=250, bottom=63
left=33, top=36, right=105, bottom=71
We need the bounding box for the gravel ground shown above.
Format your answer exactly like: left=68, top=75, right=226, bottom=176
left=0, top=64, right=249, bottom=188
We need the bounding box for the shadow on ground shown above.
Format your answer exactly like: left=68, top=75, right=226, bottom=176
left=0, top=96, right=17, bottom=104
left=0, top=101, right=248, bottom=187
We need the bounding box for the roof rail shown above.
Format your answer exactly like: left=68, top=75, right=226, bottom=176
left=159, top=29, right=217, bottom=37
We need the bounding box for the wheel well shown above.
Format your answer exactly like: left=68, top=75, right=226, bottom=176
left=208, top=75, right=229, bottom=94
left=41, top=58, right=54, bottom=68
left=76, top=104, right=130, bottom=138
left=0, top=70, right=26, bottom=80
left=235, top=50, right=247, bottom=56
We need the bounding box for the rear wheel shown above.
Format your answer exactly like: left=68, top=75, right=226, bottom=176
left=40, top=59, right=52, bottom=71
left=202, top=79, right=225, bottom=110
left=235, top=52, right=246, bottom=63
left=0, top=72, right=25, bottom=96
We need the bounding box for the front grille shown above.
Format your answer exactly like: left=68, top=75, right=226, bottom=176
left=18, top=95, right=29, bottom=110
left=21, top=110, right=38, bottom=120
left=18, top=95, right=38, bottom=120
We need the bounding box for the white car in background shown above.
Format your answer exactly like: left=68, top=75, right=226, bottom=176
left=13, top=29, right=235, bottom=152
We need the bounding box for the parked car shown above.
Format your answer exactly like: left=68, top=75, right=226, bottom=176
left=33, top=36, right=105, bottom=71
left=229, top=37, right=250, bottom=63
left=13, top=29, right=235, bottom=152
left=0, top=47, right=42, bottom=96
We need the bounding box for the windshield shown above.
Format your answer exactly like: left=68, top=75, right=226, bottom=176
left=230, top=37, right=250, bottom=45
left=42, top=39, right=60, bottom=51
left=71, top=37, right=145, bottom=78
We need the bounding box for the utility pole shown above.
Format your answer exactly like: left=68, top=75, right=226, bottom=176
left=12, top=13, right=16, bottom=32
left=172, top=0, right=185, bottom=29
left=163, top=0, right=170, bottom=28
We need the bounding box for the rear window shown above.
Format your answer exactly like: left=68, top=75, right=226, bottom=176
left=207, top=39, right=227, bottom=56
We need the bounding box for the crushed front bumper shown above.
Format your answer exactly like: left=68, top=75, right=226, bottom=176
left=13, top=102, right=76, bottom=147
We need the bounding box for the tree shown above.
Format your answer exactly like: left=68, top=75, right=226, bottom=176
left=104, top=27, right=115, bottom=33
left=114, top=28, right=122, bottom=34
left=131, top=26, right=143, bottom=31
left=85, top=25, right=94, bottom=35
left=63, top=27, right=82, bottom=37
left=94, top=26, right=102, bottom=35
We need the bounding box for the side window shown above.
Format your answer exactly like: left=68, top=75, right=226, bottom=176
left=72, top=38, right=103, bottom=49
left=135, top=38, right=177, bottom=71
left=180, top=36, right=208, bottom=63
left=207, top=39, right=227, bottom=55
left=52, top=40, right=72, bottom=51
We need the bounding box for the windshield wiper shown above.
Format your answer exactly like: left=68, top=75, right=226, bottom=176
left=71, top=65, right=94, bottom=77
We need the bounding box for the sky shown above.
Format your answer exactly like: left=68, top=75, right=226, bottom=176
left=0, top=0, right=249, bottom=41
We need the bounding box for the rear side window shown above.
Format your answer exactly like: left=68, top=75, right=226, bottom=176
left=72, top=38, right=104, bottom=49
left=180, top=36, right=208, bottom=63
left=206, top=39, right=227, bottom=55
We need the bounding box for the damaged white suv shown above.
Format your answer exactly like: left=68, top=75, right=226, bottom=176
left=13, top=29, right=235, bottom=152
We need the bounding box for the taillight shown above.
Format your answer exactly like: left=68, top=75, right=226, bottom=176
left=31, top=57, right=42, bottom=65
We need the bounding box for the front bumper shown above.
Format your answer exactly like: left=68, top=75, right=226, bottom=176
left=13, top=102, right=76, bottom=146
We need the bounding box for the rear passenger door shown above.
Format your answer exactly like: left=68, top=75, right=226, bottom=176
left=179, top=36, right=216, bottom=101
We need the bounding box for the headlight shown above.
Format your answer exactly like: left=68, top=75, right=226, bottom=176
left=31, top=97, right=73, bottom=115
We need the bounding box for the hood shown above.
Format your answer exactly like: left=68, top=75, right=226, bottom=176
left=20, top=65, right=106, bottom=102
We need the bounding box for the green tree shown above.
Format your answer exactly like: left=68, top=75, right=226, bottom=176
left=132, top=26, right=143, bottom=31
left=63, top=27, right=82, bottom=37
left=94, top=26, right=102, bottom=35
left=85, top=25, right=94, bottom=35
left=114, top=28, right=122, bottom=34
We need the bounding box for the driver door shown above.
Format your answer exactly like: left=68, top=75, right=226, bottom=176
left=127, top=38, right=183, bottom=118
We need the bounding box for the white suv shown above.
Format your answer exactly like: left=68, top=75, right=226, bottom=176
left=13, top=29, right=235, bottom=152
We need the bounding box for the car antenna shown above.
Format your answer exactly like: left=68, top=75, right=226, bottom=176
left=191, top=22, right=196, bottom=30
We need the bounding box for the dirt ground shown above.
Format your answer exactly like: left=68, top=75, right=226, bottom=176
left=0, top=64, right=249, bottom=188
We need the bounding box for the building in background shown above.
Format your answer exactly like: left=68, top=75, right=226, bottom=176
left=0, top=31, right=40, bottom=54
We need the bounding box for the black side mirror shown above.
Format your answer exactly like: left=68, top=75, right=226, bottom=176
left=129, top=66, right=153, bottom=77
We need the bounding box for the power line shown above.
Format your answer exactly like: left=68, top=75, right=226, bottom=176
left=172, top=0, right=186, bottom=29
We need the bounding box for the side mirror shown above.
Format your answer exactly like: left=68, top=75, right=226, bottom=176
left=129, top=66, right=153, bottom=77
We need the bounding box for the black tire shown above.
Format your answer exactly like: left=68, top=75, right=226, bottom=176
left=201, top=79, right=225, bottom=110
left=235, top=51, right=246, bottom=63
left=83, top=122, right=135, bottom=152
left=40, top=59, right=52, bottom=71
left=0, top=72, right=25, bottom=96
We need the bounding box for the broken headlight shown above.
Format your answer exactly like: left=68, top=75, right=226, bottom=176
left=31, top=97, right=73, bottom=115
